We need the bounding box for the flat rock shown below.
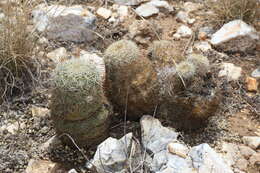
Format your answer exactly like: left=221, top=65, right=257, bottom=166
left=189, top=143, right=233, bottom=173
left=243, top=136, right=260, bottom=149
left=147, top=0, right=173, bottom=12
left=112, top=0, right=143, bottom=6
left=140, top=115, right=179, bottom=154
left=135, top=3, right=159, bottom=17
left=176, top=11, right=195, bottom=25
left=32, top=5, right=96, bottom=32
left=167, top=142, right=189, bottom=158
left=210, top=20, right=259, bottom=52
left=218, top=63, right=242, bottom=81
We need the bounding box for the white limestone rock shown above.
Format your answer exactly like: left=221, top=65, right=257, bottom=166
left=218, top=63, right=242, bottom=81
left=210, top=20, right=259, bottom=52
left=173, top=25, right=193, bottom=38
left=97, top=7, right=112, bottom=19
left=141, top=115, right=179, bottom=154
left=243, top=136, right=260, bottom=150
left=135, top=3, right=159, bottom=17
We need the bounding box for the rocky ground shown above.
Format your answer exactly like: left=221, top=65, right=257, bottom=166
left=0, top=0, right=259, bottom=173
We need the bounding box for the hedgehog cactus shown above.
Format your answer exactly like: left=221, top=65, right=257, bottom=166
left=50, top=54, right=110, bottom=146
left=148, top=40, right=185, bottom=68
left=158, top=54, right=220, bottom=130
left=104, top=40, right=159, bottom=119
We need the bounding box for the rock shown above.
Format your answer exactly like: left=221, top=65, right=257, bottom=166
left=183, top=2, right=202, bottom=13
left=194, top=41, right=212, bottom=52
left=140, top=115, right=179, bottom=154
left=40, top=135, right=61, bottom=151
left=151, top=150, right=194, bottom=173
left=90, top=133, right=134, bottom=173
left=167, top=142, right=189, bottom=158
left=147, top=0, right=174, bottom=12
left=25, top=159, right=57, bottom=173
left=199, top=26, right=215, bottom=38
left=32, top=5, right=96, bottom=32
left=251, top=68, right=260, bottom=78
left=239, top=145, right=256, bottom=159
left=221, top=142, right=241, bottom=167
left=249, top=152, right=260, bottom=166
left=218, top=63, right=242, bottom=81
left=117, top=5, right=128, bottom=20
left=0, top=122, right=25, bottom=135
left=243, top=136, right=260, bottom=149
left=245, top=76, right=258, bottom=92
left=173, top=25, right=193, bottom=38
left=112, top=0, right=142, bottom=6
left=135, top=3, right=159, bottom=17
left=97, top=7, right=112, bottom=19
left=46, top=47, right=68, bottom=64
left=210, top=20, right=259, bottom=52
left=68, top=169, right=78, bottom=173
left=198, top=31, right=207, bottom=41
left=189, top=143, right=233, bottom=173
left=46, top=14, right=95, bottom=43
left=176, top=11, right=195, bottom=25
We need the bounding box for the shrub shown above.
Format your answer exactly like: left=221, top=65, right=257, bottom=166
left=206, top=0, right=260, bottom=27
left=0, top=0, right=40, bottom=103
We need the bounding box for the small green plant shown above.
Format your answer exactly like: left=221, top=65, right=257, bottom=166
left=51, top=56, right=110, bottom=147
left=206, top=0, right=260, bottom=27
left=0, top=0, right=39, bottom=102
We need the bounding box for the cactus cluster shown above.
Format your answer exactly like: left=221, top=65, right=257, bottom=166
left=50, top=55, right=110, bottom=146
left=104, top=40, right=159, bottom=119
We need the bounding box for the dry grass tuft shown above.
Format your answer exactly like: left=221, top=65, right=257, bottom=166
left=206, top=0, right=260, bottom=28
left=0, top=0, right=40, bottom=102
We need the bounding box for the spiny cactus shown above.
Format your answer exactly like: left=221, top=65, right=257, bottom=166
left=187, top=53, right=210, bottom=76
left=50, top=54, right=111, bottom=147
left=148, top=40, right=185, bottom=67
left=157, top=54, right=220, bottom=130
left=104, top=40, right=159, bottom=119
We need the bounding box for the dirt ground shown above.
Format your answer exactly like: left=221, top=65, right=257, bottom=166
left=0, top=0, right=259, bottom=173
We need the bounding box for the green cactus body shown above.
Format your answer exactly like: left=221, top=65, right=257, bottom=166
left=104, top=40, right=159, bottom=119
left=51, top=55, right=110, bottom=147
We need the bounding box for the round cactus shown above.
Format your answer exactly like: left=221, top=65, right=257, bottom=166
left=157, top=55, right=220, bottom=130
left=51, top=56, right=106, bottom=121
left=148, top=40, right=185, bottom=67
left=50, top=54, right=111, bottom=147
left=104, top=40, right=159, bottom=119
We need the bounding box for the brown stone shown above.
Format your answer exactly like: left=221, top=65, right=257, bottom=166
left=25, top=159, right=57, bottom=173
left=239, top=145, right=256, bottom=159
left=198, top=31, right=207, bottom=41
left=236, top=158, right=248, bottom=171
left=246, top=77, right=258, bottom=92
left=249, top=152, right=260, bottom=166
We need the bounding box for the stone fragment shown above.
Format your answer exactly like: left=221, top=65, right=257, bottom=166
left=147, top=0, right=173, bottom=12
left=210, top=20, right=259, bottom=52
left=167, top=142, right=189, bottom=158
left=141, top=115, right=179, bottom=154
left=112, top=0, right=142, bottom=6
left=68, top=169, right=78, bottom=173
left=90, top=133, right=135, bottom=173
left=135, top=3, right=159, bottom=17
left=198, top=31, right=207, bottom=40
left=245, top=76, right=258, bottom=92
left=243, top=136, right=260, bottom=149
left=189, top=143, right=233, bottom=173
left=25, top=159, right=57, bottom=173
left=97, top=7, right=112, bottom=19
left=46, top=47, right=68, bottom=64
left=40, top=135, right=62, bottom=151
left=117, top=5, right=128, bottom=20
left=176, top=11, right=195, bottom=24
left=194, top=41, right=212, bottom=52
left=251, top=68, right=260, bottom=78
left=236, top=158, right=248, bottom=171
left=173, top=25, right=193, bottom=38
left=218, top=63, right=242, bottom=81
